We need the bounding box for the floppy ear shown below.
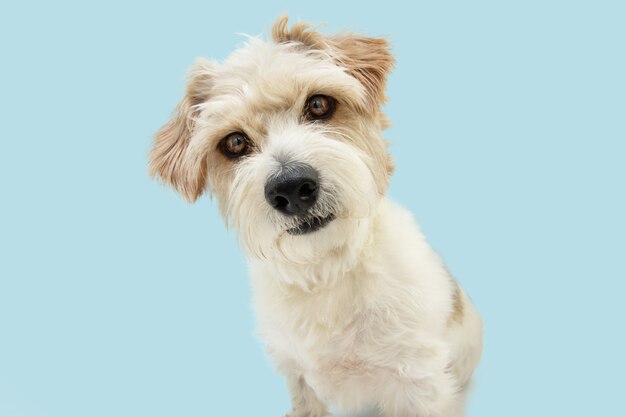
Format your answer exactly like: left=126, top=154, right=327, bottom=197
left=272, top=17, right=395, bottom=111
left=149, top=59, right=214, bottom=202
left=327, top=34, right=395, bottom=109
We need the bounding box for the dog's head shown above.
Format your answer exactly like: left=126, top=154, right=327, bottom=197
left=150, top=17, right=394, bottom=267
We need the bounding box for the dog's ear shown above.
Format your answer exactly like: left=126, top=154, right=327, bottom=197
left=149, top=59, right=214, bottom=202
left=272, top=16, right=395, bottom=111
left=327, top=34, right=395, bottom=109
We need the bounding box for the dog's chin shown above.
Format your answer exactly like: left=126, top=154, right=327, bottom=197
left=286, top=213, right=336, bottom=236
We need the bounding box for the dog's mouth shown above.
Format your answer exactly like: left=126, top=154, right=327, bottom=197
left=286, top=213, right=336, bottom=235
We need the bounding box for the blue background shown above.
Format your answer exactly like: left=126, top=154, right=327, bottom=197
left=1, top=1, right=625, bottom=416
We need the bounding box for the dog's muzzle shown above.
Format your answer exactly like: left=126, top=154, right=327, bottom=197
left=264, top=163, right=319, bottom=216
left=265, top=162, right=336, bottom=235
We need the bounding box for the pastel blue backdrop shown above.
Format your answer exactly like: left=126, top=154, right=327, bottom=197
left=1, top=1, right=624, bottom=416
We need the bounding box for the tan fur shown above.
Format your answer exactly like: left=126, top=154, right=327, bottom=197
left=149, top=60, right=214, bottom=202
left=272, top=16, right=328, bottom=50
left=272, top=17, right=395, bottom=112
left=449, top=283, right=465, bottom=325
left=328, top=35, right=395, bottom=108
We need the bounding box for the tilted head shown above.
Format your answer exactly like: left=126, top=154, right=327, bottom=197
left=150, top=17, right=395, bottom=271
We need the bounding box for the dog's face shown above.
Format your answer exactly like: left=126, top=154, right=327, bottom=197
left=150, top=18, right=394, bottom=266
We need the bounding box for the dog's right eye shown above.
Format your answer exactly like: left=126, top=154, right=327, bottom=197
left=219, top=132, right=251, bottom=159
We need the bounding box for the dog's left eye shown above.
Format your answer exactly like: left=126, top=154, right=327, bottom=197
left=305, top=95, right=336, bottom=120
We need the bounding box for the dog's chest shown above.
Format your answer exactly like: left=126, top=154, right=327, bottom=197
left=267, top=288, right=382, bottom=409
left=277, top=291, right=359, bottom=354
left=253, top=271, right=374, bottom=374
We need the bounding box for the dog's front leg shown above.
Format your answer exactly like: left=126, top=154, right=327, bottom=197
left=284, top=373, right=328, bottom=417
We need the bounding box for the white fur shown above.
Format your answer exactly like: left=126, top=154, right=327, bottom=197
left=152, top=26, right=483, bottom=417
left=251, top=199, right=482, bottom=417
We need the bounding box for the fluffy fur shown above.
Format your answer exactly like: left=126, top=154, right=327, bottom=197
left=150, top=17, right=482, bottom=417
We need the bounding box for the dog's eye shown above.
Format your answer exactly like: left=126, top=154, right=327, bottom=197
left=219, top=132, right=250, bottom=159
left=305, top=95, right=335, bottom=120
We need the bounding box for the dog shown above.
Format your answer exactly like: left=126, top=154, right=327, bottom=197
left=149, top=17, right=483, bottom=417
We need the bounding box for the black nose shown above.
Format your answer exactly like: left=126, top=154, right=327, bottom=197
left=264, top=163, right=319, bottom=215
